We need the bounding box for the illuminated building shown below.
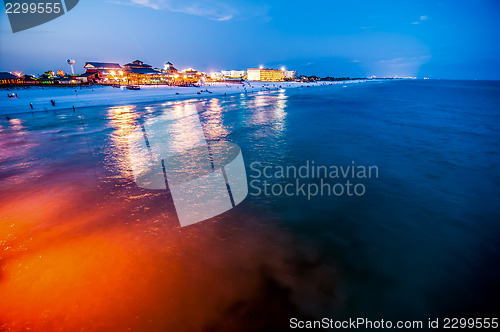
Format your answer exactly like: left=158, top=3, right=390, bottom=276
left=123, top=60, right=164, bottom=85
left=247, top=68, right=285, bottom=81
left=221, top=70, right=246, bottom=79
left=161, top=62, right=178, bottom=77
left=84, top=62, right=122, bottom=84
left=0, top=72, right=20, bottom=85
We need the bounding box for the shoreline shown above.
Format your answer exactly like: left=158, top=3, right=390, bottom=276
left=0, top=80, right=367, bottom=116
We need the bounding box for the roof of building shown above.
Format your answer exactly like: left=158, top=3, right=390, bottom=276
left=23, top=75, right=37, bottom=81
left=0, top=72, right=19, bottom=80
left=124, top=68, right=161, bottom=75
left=124, top=63, right=152, bottom=68
left=84, top=62, right=122, bottom=69
left=124, top=60, right=152, bottom=68
left=79, top=72, right=99, bottom=77
left=162, top=66, right=178, bottom=72
left=181, top=69, right=198, bottom=74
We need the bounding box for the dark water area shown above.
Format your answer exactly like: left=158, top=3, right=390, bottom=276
left=1, top=80, right=499, bottom=330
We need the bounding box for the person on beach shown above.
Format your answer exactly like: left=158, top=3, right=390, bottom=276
left=30, top=103, right=34, bottom=110
left=51, top=100, right=55, bottom=106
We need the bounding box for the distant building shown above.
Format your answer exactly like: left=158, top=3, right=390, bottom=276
left=284, top=70, right=297, bottom=79
left=0, top=72, right=20, bottom=85
left=123, top=60, right=152, bottom=69
left=178, top=68, right=205, bottom=83
left=124, top=67, right=163, bottom=85
left=180, top=68, right=199, bottom=77
left=247, top=68, right=285, bottom=81
left=58, top=77, right=79, bottom=85
left=75, top=72, right=98, bottom=84
left=84, top=62, right=123, bottom=84
left=210, top=72, right=224, bottom=80
left=221, top=70, right=246, bottom=79
left=22, top=74, right=39, bottom=85
left=161, top=62, right=178, bottom=76
left=84, top=62, right=122, bottom=73
left=122, top=59, right=164, bottom=85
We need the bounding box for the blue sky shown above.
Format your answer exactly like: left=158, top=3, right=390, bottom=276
left=1, top=0, right=499, bottom=79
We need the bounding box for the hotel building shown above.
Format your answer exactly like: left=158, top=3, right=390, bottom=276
left=247, top=68, right=285, bottom=81
left=284, top=70, right=297, bottom=79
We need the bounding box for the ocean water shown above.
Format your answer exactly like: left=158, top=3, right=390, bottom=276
left=1, top=80, right=499, bottom=330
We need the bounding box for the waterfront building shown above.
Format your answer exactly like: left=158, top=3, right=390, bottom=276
left=123, top=60, right=165, bottom=85
left=124, top=67, right=164, bottom=85
left=75, top=72, right=98, bottom=84
left=123, top=60, right=152, bottom=69
left=58, top=77, right=79, bottom=85
left=221, top=70, right=246, bottom=79
left=84, top=62, right=122, bottom=84
left=210, top=72, right=224, bottom=80
left=84, top=62, right=122, bottom=73
left=161, top=62, right=178, bottom=77
left=177, top=68, right=205, bottom=84
left=247, top=68, right=285, bottom=81
left=0, top=72, right=20, bottom=85
left=284, top=70, right=297, bottom=79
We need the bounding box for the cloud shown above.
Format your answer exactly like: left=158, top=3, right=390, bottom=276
left=121, top=0, right=268, bottom=21
left=412, top=15, right=429, bottom=25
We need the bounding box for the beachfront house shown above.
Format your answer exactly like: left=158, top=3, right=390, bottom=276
left=84, top=62, right=123, bottom=84
left=176, top=68, right=205, bottom=84
left=123, top=60, right=152, bottom=69
left=75, top=72, right=99, bottom=84
left=0, top=72, right=21, bottom=85
left=161, top=62, right=178, bottom=77
left=123, top=60, right=165, bottom=85
left=58, top=77, right=80, bottom=85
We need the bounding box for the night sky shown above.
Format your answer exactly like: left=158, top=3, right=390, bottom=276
left=1, top=0, right=499, bottom=79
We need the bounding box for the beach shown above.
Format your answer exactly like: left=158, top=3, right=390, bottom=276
left=0, top=80, right=365, bottom=116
